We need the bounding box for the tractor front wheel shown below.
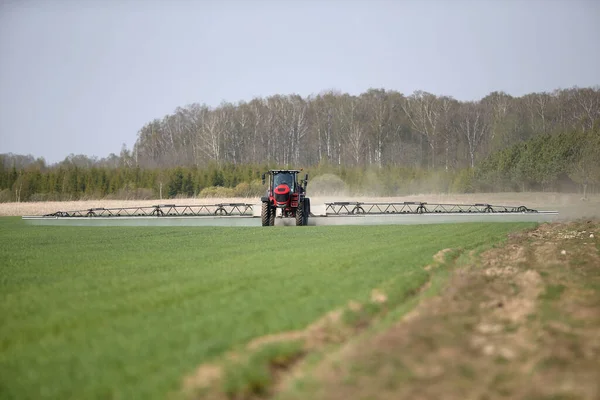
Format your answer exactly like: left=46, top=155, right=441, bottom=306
left=304, top=198, right=310, bottom=224
left=261, top=202, right=271, bottom=226
left=296, top=202, right=306, bottom=226
left=269, top=206, right=276, bottom=226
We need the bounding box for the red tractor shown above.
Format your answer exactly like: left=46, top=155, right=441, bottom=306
left=261, top=169, right=311, bottom=226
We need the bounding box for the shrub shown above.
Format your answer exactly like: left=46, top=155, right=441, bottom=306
left=451, top=168, right=474, bottom=193
left=0, top=189, right=13, bottom=203
left=199, top=186, right=236, bottom=198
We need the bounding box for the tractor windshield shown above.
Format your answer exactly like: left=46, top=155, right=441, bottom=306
left=273, top=173, right=294, bottom=190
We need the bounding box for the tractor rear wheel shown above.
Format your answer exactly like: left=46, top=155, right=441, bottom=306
left=296, top=202, right=305, bottom=226
left=261, top=202, right=271, bottom=226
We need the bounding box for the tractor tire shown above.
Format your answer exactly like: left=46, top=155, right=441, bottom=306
left=269, top=206, right=276, bottom=226
left=304, top=198, right=311, bottom=225
left=296, top=202, right=305, bottom=226
left=261, top=202, right=271, bottom=226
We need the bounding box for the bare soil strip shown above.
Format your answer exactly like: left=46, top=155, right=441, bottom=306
left=274, top=220, right=600, bottom=400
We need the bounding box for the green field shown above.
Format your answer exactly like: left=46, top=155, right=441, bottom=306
left=0, top=217, right=534, bottom=399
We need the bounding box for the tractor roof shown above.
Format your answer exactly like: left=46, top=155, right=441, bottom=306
left=268, top=169, right=302, bottom=174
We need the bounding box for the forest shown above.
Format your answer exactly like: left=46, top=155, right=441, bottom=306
left=1, top=86, right=599, bottom=202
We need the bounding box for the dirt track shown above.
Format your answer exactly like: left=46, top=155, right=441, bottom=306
left=2, top=192, right=599, bottom=220
left=281, top=220, right=600, bottom=400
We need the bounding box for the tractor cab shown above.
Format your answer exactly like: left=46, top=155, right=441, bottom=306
left=273, top=171, right=296, bottom=193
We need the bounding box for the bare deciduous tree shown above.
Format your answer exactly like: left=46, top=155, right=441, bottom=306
left=401, top=91, right=442, bottom=169
left=454, top=102, right=491, bottom=168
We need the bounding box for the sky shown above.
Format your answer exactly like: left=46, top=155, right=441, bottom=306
left=0, top=0, right=599, bottom=164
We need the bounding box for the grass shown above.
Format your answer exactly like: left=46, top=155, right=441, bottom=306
left=222, top=340, right=305, bottom=398
left=0, top=217, right=534, bottom=399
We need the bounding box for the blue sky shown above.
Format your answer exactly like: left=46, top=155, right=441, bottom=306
left=1, top=0, right=599, bottom=163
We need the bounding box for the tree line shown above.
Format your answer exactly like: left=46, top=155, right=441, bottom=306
left=1, top=124, right=599, bottom=202
left=131, top=86, right=599, bottom=170
left=475, top=127, right=600, bottom=195
left=0, top=160, right=271, bottom=202
left=1, top=86, right=599, bottom=202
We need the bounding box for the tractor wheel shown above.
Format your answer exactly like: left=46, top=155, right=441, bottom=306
left=304, top=198, right=310, bottom=225
left=296, top=202, right=305, bottom=226
left=261, top=202, right=271, bottom=226
left=269, top=206, right=276, bottom=226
